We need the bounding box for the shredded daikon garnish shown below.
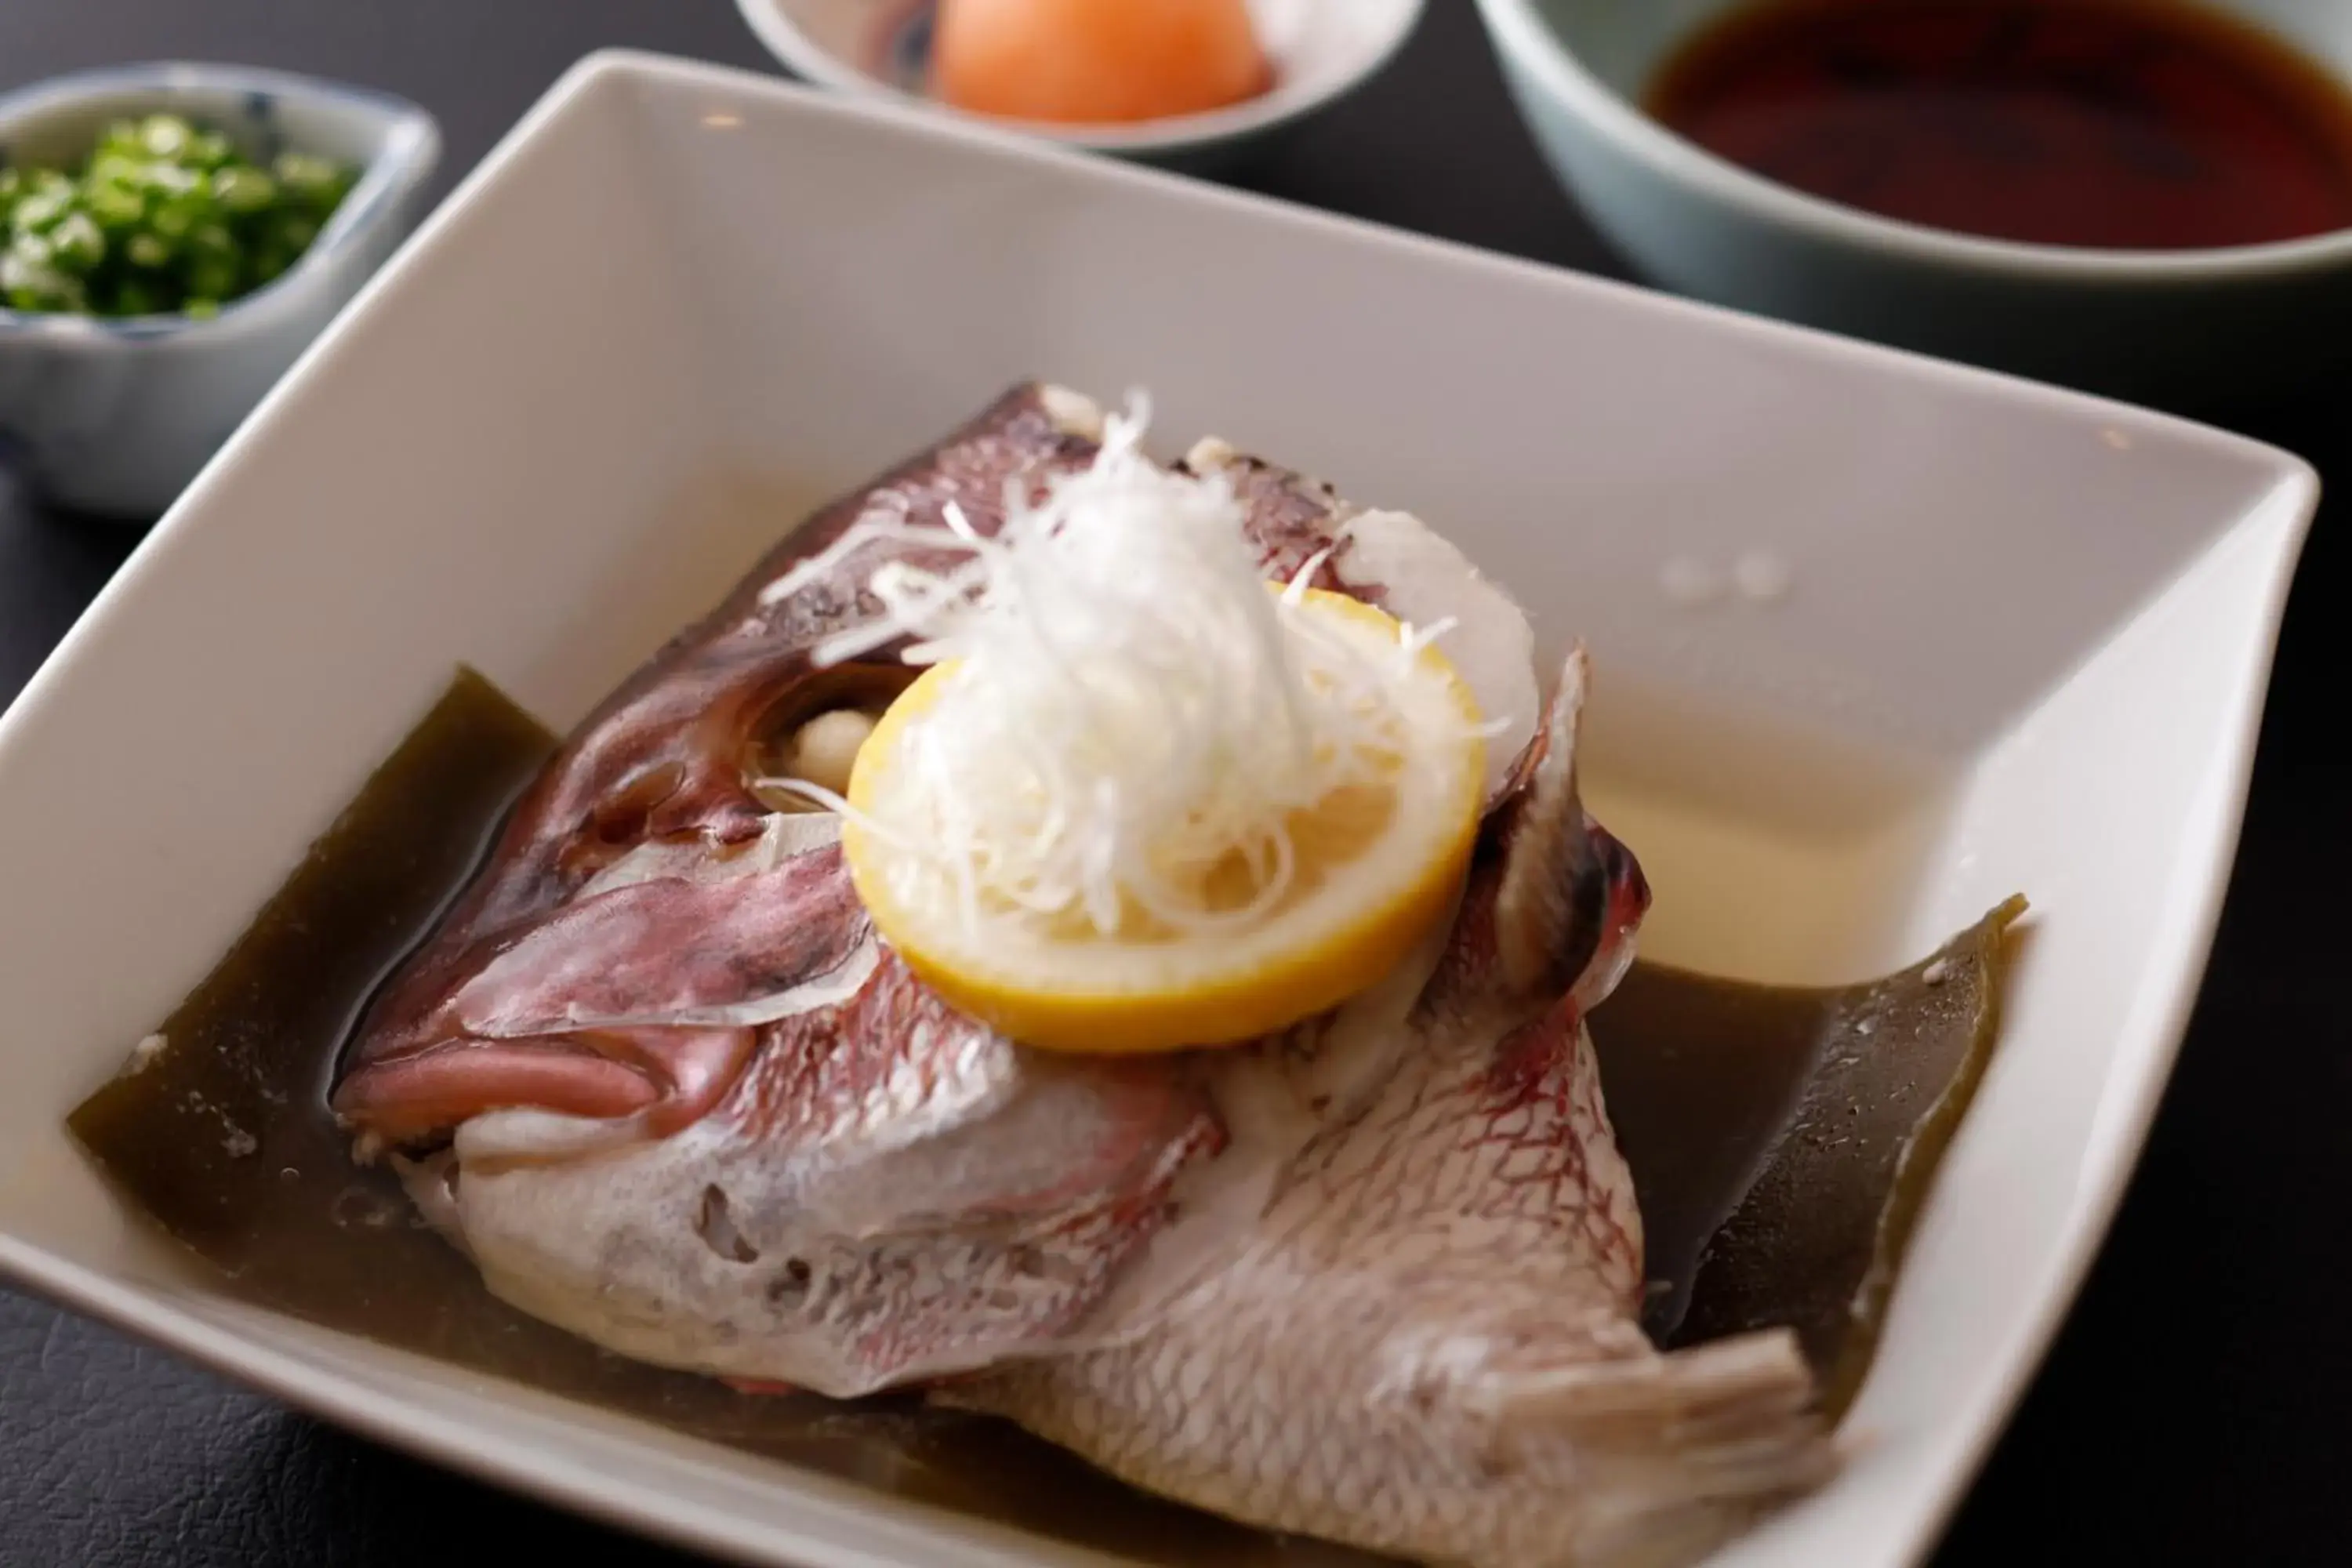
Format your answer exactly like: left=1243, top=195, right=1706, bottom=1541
left=760, top=395, right=1480, bottom=940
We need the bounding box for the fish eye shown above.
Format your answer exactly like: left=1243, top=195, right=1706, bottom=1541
left=743, top=664, right=916, bottom=812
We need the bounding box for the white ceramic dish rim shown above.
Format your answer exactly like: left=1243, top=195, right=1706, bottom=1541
left=0, top=47, right=2318, bottom=1568
left=1475, top=0, right=2352, bottom=282
left=0, top=61, right=441, bottom=347
left=731, top=0, right=1425, bottom=152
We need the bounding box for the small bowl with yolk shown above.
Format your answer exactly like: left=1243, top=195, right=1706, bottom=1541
left=731, top=0, right=1425, bottom=168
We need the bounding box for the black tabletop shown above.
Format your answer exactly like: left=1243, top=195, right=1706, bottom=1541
left=4, top=4, right=2348, bottom=1565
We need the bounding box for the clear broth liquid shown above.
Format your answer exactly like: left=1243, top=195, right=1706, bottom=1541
left=67, top=671, right=2016, bottom=1563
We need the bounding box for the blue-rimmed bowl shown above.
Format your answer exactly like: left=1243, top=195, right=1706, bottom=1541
left=0, top=64, right=440, bottom=518
left=1474, top=0, right=2352, bottom=410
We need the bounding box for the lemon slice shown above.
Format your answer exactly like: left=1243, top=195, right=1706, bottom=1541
left=843, top=589, right=1486, bottom=1054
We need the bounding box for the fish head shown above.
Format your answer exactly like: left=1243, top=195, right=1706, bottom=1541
left=326, top=390, right=1659, bottom=1421
left=329, top=386, right=1229, bottom=1395
left=334, top=386, right=1104, bottom=1146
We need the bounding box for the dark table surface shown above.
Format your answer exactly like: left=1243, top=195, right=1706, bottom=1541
left=5, top=4, right=2350, bottom=1565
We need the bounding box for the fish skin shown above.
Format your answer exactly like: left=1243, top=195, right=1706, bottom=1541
left=953, top=670, right=1832, bottom=1568
left=330, top=385, right=1835, bottom=1566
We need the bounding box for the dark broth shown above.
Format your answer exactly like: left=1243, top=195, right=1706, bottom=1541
left=1646, top=0, right=2352, bottom=249
left=68, top=671, right=2017, bottom=1563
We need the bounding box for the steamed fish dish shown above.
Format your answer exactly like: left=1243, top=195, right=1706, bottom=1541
left=325, top=383, right=1840, bottom=1566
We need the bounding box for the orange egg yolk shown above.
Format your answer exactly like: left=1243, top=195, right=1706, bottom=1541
left=934, top=0, right=1271, bottom=125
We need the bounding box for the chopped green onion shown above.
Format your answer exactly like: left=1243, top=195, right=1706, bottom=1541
left=2, top=241, right=86, bottom=313
left=125, top=230, right=172, bottom=270
left=149, top=201, right=196, bottom=241
left=47, top=211, right=106, bottom=272
left=84, top=180, right=145, bottom=230
left=111, top=276, right=161, bottom=317
left=138, top=162, right=201, bottom=198
left=212, top=165, right=275, bottom=214
left=271, top=213, right=320, bottom=256
left=186, top=220, right=236, bottom=260
left=10, top=185, right=74, bottom=234
left=0, top=116, right=355, bottom=318
left=187, top=130, right=235, bottom=172
left=86, top=151, right=146, bottom=188
left=184, top=253, right=239, bottom=301
left=137, top=114, right=192, bottom=159
left=272, top=151, right=343, bottom=198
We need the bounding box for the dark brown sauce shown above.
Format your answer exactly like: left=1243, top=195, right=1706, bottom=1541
left=1646, top=0, right=2352, bottom=249
left=67, top=671, right=2017, bottom=1563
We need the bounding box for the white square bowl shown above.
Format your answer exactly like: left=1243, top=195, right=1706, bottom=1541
left=0, top=50, right=2315, bottom=1568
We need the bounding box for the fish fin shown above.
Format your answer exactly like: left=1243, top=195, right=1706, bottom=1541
left=1488, top=1328, right=1837, bottom=1568
left=1492, top=646, right=1611, bottom=1000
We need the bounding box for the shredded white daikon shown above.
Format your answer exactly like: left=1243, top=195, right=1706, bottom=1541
left=760, top=395, right=1479, bottom=940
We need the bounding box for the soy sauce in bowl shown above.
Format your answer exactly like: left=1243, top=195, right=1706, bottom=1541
left=1646, top=0, right=2352, bottom=251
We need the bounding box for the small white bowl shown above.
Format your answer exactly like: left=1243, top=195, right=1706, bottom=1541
left=732, top=0, right=1422, bottom=168
left=0, top=64, right=440, bottom=519
left=1475, top=0, right=2352, bottom=409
